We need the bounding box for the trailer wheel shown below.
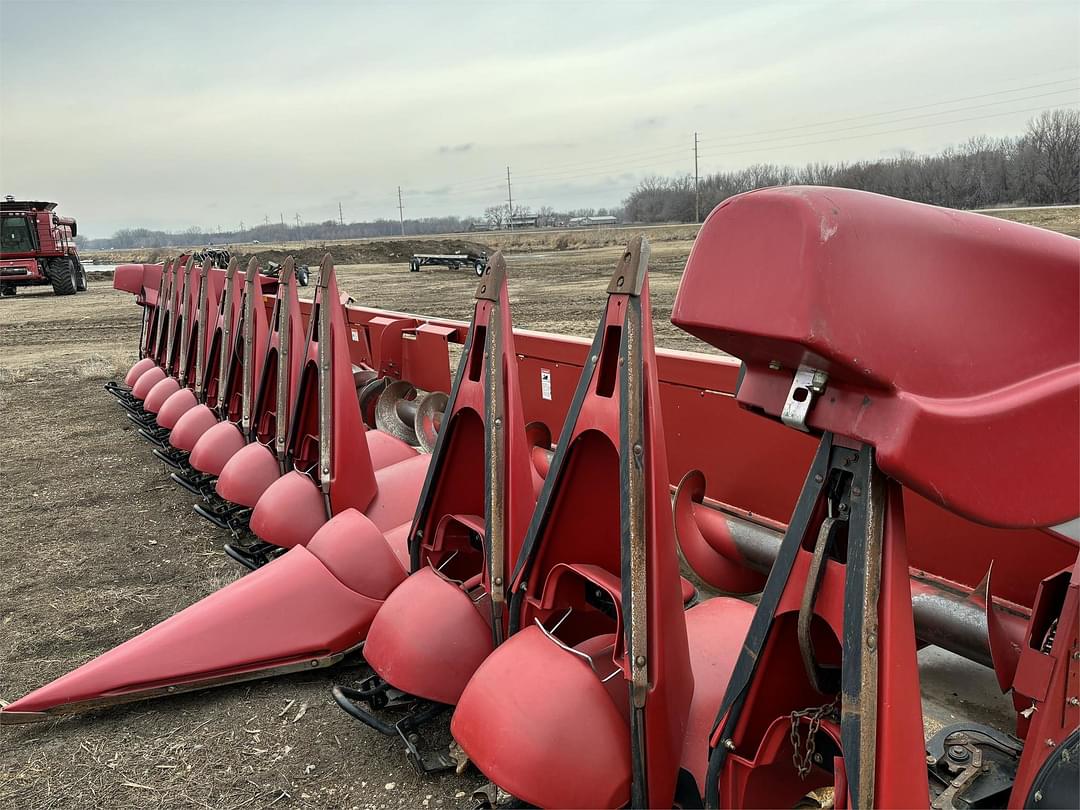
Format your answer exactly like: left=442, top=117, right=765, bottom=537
left=74, top=259, right=88, bottom=291
left=48, top=257, right=78, bottom=296
left=296, top=266, right=310, bottom=286
left=474, top=260, right=485, bottom=277
left=409, top=258, right=420, bottom=272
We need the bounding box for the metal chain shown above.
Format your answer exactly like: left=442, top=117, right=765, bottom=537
left=789, top=698, right=839, bottom=779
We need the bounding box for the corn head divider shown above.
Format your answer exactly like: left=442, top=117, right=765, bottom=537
left=156, top=256, right=245, bottom=475
left=10, top=188, right=1077, bottom=809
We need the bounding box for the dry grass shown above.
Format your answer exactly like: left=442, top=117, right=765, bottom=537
left=977, top=205, right=1079, bottom=237
left=73, top=355, right=130, bottom=382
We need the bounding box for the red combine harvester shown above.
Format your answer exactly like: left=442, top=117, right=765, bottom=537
left=2, top=188, right=1077, bottom=810
left=0, top=196, right=87, bottom=296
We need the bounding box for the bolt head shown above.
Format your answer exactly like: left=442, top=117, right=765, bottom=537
left=948, top=745, right=970, bottom=762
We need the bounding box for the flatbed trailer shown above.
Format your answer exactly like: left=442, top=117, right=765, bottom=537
left=409, top=252, right=487, bottom=276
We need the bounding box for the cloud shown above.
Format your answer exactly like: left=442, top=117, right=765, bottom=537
left=634, top=116, right=665, bottom=130
left=438, top=143, right=475, bottom=155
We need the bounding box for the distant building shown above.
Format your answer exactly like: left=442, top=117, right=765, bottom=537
left=508, top=214, right=539, bottom=229
left=585, top=215, right=618, bottom=227
left=568, top=215, right=618, bottom=228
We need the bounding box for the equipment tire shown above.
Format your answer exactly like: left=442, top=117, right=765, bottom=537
left=48, top=257, right=78, bottom=296
left=74, top=259, right=88, bottom=291
left=296, top=266, right=310, bottom=286
left=410, top=258, right=420, bottom=272
left=474, top=260, right=485, bottom=277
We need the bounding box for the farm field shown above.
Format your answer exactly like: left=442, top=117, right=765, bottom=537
left=1, top=214, right=1073, bottom=809
left=83, top=205, right=1078, bottom=269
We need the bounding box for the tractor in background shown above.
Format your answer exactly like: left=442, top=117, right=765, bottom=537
left=0, top=196, right=86, bottom=297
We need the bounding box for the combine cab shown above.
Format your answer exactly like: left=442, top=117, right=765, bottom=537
left=0, top=196, right=86, bottom=296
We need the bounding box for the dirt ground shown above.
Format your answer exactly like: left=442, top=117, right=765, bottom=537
left=0, top=220, right=1068, bottom=808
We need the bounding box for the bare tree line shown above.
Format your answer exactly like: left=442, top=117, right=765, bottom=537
left=82, top=205, right=622, bottom=250
left=624, top=109, right=1080, bottom=223
left=82, top=216, right=475, bottom=251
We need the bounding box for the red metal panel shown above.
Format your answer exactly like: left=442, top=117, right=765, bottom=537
left=673, top=186, right=1080, bottom=529
left=0, top=545, right=384, bottom=723
left=402, top=324, right=454, bottom=392
left=113, top=264, right=146, bottom=295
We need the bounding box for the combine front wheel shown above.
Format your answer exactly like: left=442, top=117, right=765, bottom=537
left=48, top=258, right=77, bottom=296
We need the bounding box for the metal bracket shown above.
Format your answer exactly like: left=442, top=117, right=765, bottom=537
left=781, top=365, right=828, bottom=432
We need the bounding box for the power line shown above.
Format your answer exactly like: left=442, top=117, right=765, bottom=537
left=698, top=77, right=1079, bottom=144
left=506, top=166, right=514, bottom=226
left=699, top=102, right=1079, bottom=161
left=697, top=86, right=1078, bottom=150
left=411, top=79, right=1078, bottom=201
left=694, top=132, right=700, bottom=223
left=252, top=82, right=1077, bottom=225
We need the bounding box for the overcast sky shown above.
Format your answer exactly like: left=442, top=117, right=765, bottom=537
left=1, top=0, right=1077, bottom=237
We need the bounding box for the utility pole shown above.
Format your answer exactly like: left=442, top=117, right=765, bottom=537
left=280, top=212, right=285, bottom=228
left=338, top=202, right=344, bottom=226
left=694, top=132, right=700, bottom=223
left=239, top=219, right=245, bottom=233
left=397, top=186, right=405, bottom=236
left=506, top=166, right=514, bottom=229
left=295, top=213, right=301, bottom=228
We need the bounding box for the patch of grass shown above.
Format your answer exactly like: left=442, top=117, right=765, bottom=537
left=0, top=366, right=29, bottom=385
left=72, top=353, right=132, bottom=382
